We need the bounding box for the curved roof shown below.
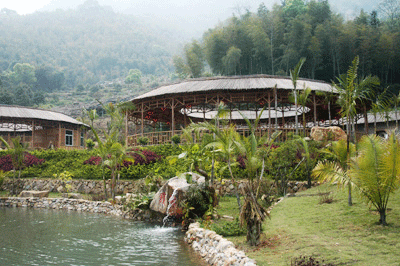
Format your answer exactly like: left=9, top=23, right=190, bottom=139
left=133, top=75, right=335, bottom=101
left=0, top=105, right=88, bottom=127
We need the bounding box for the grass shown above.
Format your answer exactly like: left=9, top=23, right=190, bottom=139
left=214, top=184, right=400, bottom=266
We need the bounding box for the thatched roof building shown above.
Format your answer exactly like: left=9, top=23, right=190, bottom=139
left=0, top=105, right=88, bottom=149
left=126, top=75, right=338, bottom=145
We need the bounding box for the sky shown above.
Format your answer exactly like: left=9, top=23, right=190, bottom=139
left=1, top=0, right=378, bottom=37
left=1, top=0, right=52, bottom=15
left=0, top=0, right=278, bottom=37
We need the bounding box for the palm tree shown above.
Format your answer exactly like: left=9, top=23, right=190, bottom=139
left=190, top=119, right=243, bottom=208
left=333, top=56, right=379, bottom=204
left=316, top=88, right=336, bottom=126
left=350, top=133, right=400, bottom=225
left=290, top=57, right=306, bottom=135
left=104, top=142, right=131, bottom=201
left=312, top=139, right=356, bottom=206
left=334, top=56, right=379, bottom=144
left=0, top=136, right=29, bottom=195
left=236, top=109, right=281, bottom=246
left=290, top=86, right=311, bottom=136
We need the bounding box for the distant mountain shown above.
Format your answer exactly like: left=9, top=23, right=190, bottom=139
left=0, top=0, right=184, bottom=88
left=37, top=0, right=384, bottom=38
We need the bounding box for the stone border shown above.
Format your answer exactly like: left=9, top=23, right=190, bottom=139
left=0, top=197, right=123, bottom=216
left=185, top=222, right=257, bottom=266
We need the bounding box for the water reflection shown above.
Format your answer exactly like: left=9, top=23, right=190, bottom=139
left=0, top=208, right=203, bottom=266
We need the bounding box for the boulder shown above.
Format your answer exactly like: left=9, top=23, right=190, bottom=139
left=310, top=126, right=347, bottom=142
left=150, top=172, right=204, bottom=216
left=19, top=190, right=49, bottom=198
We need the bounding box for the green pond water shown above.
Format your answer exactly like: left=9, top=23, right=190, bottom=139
left=0, top=207, right=203, bottom=266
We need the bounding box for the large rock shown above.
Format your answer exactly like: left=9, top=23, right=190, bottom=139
left=19, top=190, right=49, bottom=198
left=150, top=172, right=205, bottom=216
left=310, top=126, right=347, bottom=142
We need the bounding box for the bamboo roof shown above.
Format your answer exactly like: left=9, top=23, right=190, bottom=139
left=0, top=105, right=88, bottom=127
left=133, top=75, right=335, bottom=101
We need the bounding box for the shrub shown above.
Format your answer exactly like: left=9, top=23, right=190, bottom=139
left=210, top=217, right=246, bottom=237
left=83, top=156, right=102, bottom=165
left=0, top=170, right=5, bottom=188
left=182, top=183, right=214, bottom=219
left=85, top=139, right=95, bottom=150
left=138, top=137, right=149, bottom=146
left=171, top=135, right=181, bottom=144
left=0, top=153, right=44, bottom=172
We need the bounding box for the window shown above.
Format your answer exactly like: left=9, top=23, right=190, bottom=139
left=66, top=130, right=73, bottom=146
left=80, top=132, right=84, bottom=147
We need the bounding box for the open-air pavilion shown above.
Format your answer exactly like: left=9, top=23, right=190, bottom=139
left=126, top=75, right=344, bottom=146
left=0, top=105, right=89, bottom=150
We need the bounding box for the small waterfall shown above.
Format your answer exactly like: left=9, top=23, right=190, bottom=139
left=163, top=188, right=179, bottom=226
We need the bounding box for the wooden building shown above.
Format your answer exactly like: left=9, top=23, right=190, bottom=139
left=126, top=75, right=340, bottom=145
left=0, top=105, right=89, bottom=150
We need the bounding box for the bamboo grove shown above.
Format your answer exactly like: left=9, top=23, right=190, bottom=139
left=174, top=0, right=400, bottom=92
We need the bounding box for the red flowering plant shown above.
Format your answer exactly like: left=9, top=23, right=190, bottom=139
left=0, top=153, right=44, bottom=172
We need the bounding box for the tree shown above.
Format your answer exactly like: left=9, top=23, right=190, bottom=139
left=235, top=109, right=281, bottom=246
left=222, top=46, right=242, bottom=75
left=0, top=136, right=29, bottom=195
left=290, top=85, right=311, bottom=135
left=10, top=63, right=37, bottom=85
left=125, top=69, right=142, bottom=85
left=378, top=0, right=400, bottom=30
left=185, top=40, right=205, bottom=78
left=312, top=139, right=356, bottom=206
left=173, top=55, right=190, bottom=79
left=290, top=57, right=306, bottom=135
left=334, top=56, right=380, bottom=144
left=350, top=133, right=400, bottom=225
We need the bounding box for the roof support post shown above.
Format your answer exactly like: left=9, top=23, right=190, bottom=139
left=58, top=122, right=62, bottom=149
left=313, top=92, right=317, bottom=126
left=274, top=85, right=278, bottom=129
left=364, top=105, right=369, bottom=134
left=268, top=91, right=271, bottom=138
left=31, top=120, right=35, bottom=149
left=125, top=111, right=128, bottom=146
left=172, top=98, right=175, bottom=136
left=141, top=102, right=144, bottom=136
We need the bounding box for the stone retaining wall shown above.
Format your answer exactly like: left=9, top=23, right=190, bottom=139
left=214, top=179, right=318, bottom=196
left=0, top=197, right=164, bottom=223
left=1, top=179, right=140, bottom=195
left=1, top=178, right=317, bottom=197
left=185, top=222, right=257, bottom=266
left=0, top=197, right=123, bottom=215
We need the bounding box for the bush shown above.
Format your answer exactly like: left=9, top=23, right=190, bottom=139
left=171, top=135, right=181, bottom=144
left=0, top=153, right=45, bottom=172
left=138, top=137, right=149, bottom=146
left=182, top=183, right=214, bottom=219
left=85, top=139, right=95, bottom=150
left=0, top=170, right=5, bottom=188
left=210, top=217, right=246, bottom=237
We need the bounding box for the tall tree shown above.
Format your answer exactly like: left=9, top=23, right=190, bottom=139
left=222, top=46, right=242, bottom=75
left=290, top=57, right=306, bottom=135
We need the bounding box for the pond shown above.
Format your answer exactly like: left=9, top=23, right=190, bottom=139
left=0, top=208, right=204, bottom=266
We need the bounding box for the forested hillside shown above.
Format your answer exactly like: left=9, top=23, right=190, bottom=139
left=175, top=0, right=400, bottom=91
left=0, top=0, right=180, bottom=107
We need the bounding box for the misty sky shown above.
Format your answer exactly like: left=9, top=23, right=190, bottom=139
left=1, top=0, right=378, bottom=38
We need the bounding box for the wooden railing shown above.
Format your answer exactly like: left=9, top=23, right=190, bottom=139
left=128, top=127, right=312, bottom=146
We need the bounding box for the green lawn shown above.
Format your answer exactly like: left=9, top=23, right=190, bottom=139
left=216, top=184, right=400, bottom=266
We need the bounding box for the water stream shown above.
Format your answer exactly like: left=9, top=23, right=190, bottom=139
left=163, top=188, right=179, bottom=226
left=0, top=207, right=204, bottom=266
